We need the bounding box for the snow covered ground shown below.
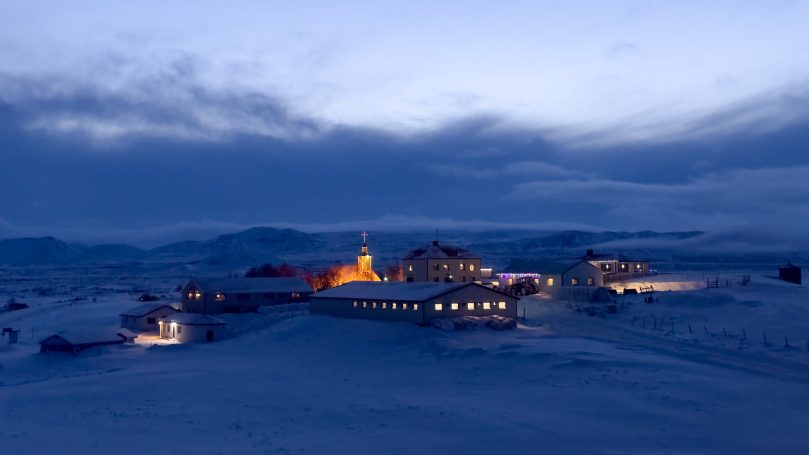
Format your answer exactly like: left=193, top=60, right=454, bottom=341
left=2, top=267, right=809, bottom=453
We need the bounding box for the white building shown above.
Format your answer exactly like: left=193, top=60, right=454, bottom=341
left=402, top=241, right=482, bottom=283
left=310, top=281, right=518, bottom=324
left=119, top=303, right=179, bottom=331
left=158, top=313, right=226, bottom=343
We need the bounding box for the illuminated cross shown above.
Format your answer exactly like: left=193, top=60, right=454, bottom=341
left=361, top=231, right=368, bottom=243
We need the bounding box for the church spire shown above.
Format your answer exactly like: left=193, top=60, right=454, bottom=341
left=358, top=231, right=372, bottom=274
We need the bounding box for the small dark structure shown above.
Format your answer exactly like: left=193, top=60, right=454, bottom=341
left=4, top=300, right=29, bottom=311
left=779, top=263, right=802, bottom=285
left=39, top=329, right=136, bottom=353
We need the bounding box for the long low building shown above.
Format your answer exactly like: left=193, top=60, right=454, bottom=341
left=39, top=328, right=137, bottom=353
left=182, top=277, right=313, bottom=314
left=310, top=281, right=518, bottom=325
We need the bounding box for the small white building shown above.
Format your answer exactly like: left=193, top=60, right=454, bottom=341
left=158, top=313, right=226, bottom=343
left=119, top=303, right=179, bottom=331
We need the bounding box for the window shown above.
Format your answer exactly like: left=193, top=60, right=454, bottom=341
left=237, top=293, right=250, bottom=301
left=469, top=264, right=475, bottom=271
left=177, top=325, right=182, bottom=334
left=381, top=302, right=387, bottom=309
left=602, top=263, right=611, bottom=271
left=451, top=303, right=459, bottom=311
left=362, top=301, right=368, bottom=309
left=402, top=303, right=408, bottom=310
left=635, top=263, right=642, bottom=270
left=483, top=302, right=491, bottom=310
left=372, top=302, right=377, bottom=309
left=353, top=301, right=358, bottom=308
left=215, top=293, right=226, bottom=302
left=571, top=278, right=579, bottom=286
left=434, top=264, right=440, bottom=271
left=443, top=264, right=449, bottom=270
left=408, top=264, right=413, bottom=272
left=498, top=301, right=507, bottom=309
left=413, top=304, right=418, bottom=311
left=587, top=277, right=594, bottom=286
left=291, top=292, right=300, bottom=299
left=462, top=277, right=466, bottom=282
left=547, top=278, right=554, bottom=287
left=620, top=263, right=627, bottom=270
left=467, top=302, right=475, bottom=311
left=460, top=263, right=465, bottom=271
left=147, top=317, right=156, bottom=324
left=392, top=303, right=398, bottom=310
left=435, top=303, right=443, bottom=311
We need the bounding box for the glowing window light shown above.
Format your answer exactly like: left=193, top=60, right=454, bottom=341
left=413, top=304, right=418, bottom=311
left=483, top=302, right=491, bottom=310
left=214, top=293, right=225, bottom=302
left=460, top=263, right=465, bottom=270
left=371, top=302, right=377, bottom=309
left=547, top=278, right=554, bottom=287
left=469, top=264, right=475, bottom=271
left=408, top=264, right=413, bottom=272
left=435, top=303, right=443, bottom=311
left=353, top=301, right=358, bottom=308
left=498, top=301, right=507, bottom=309
left=467, top=302, right=475, bottom=311
left=402, top=303, right=408, bottom=310
left=392, top=303, right=397, bottom=310
left=451, top=303, right=459, bottom=311
left=362, top=301, right=368, bottom=309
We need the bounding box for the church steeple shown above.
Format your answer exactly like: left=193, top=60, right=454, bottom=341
left=358, top=231, right=373, bottom=275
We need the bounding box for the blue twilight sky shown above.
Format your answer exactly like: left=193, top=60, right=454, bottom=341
left=1, top=1, right=809, bottom=246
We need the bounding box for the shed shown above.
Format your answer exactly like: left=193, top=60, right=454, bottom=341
left=119, top=303, right=179, bottom=331
left=779, top=263, right=802, bottom=285
left=39, top=329, right=136, bottom=353
left=159, top=313, right=226, bottom=343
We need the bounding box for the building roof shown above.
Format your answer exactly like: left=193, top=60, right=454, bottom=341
left=188, top=277, right=312, bottom=294
left=312, top=281, right=512, bottom=302
left=119, top=302, right=178, bottom=317
left=582, top=250, right=646, bottom=262
left=163, top=313, right=226, bottom=326
left=403, top=240, right=478, bottom=260
left=39, top=329, right=129, bottom=346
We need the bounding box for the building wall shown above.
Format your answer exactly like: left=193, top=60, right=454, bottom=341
left=562, top=262, right=604, bottom=287
left=120, top=307, right=178, bottom=331
left=537, top=273, right=562, bottom=296
left=182, top=289, right=311, bottom=314
left=403, top=258, right=482, bottom=283
left=310, top=285, right=517, bottom=324
left=159, top=322, right=226, bottom=343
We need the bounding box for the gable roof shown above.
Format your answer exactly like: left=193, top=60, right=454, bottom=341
left=503, top=259, right=577, bottom=274
left=187, top=277, right=312, bottom=294
left=39, top=329, right=128, bottom=346
left=119, top=302, right=179, bottom=317
left=312, top=281, right=514, bottom=302
left=403, top=241, right=478, bottom=260
left=163, top=313, right=226, bottom=326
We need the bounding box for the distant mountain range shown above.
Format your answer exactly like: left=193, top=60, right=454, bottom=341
left=0, top=227, right=802, bottom=271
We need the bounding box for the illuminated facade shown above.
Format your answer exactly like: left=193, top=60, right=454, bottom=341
left=402, top=240, right=481, bottom=283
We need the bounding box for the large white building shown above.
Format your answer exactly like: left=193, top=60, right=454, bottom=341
left=402, top=241, right=482, bottom=283
left=310, top=281, right=517, bottom=324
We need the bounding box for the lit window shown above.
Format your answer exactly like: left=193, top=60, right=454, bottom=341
left=214, top=293, right=225, bottom=302
left=483, top=302, right=491, bottom=310
left=469, top=264, right=475, bottom=271
left=413, top=304, right=418, bottom=311
left=587, top=277, right=594, bottom=286
left=353, top=301, right=358, bottom=308
left=498, top=301, right=507, bottom=309
left=635, top=263, right=642, bottom=270
left=402, top=303, right=408, bottom=310
left=435, top=303, right=443, bottom=311
left=194, top=291, right=201, bottom=300
left=408, top=264, right=413, bottom=272
left=187, top=291, right=194, bottom=300
left=460, top=263, right=465, bottom=271
left=362, top=301, right=367, bottom=309
left=372, top=302, right=377, bottom=309
left=443, top=264, right=449, bottom=270
left=571, top=278, right=579, bottom=286
left=547, top=278, right=554, bottom=287
left=392, top=303, right=397, bottom=310
left=434, top=264, right=440, bottom=271
left=451, top=303, right=459, bottom=311
left=621, top=263, right=627, bottom=270
left=467, top=302, right=475, bottom=311
left=382, top=302, right=387, bottom=309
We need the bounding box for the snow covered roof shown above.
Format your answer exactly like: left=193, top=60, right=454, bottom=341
left=163, top=313, right=225, bottom=326
left=39, top=329, right=128, bottom=346
left=188, top=277, right=313, bottom=294
left=119, top=302, right=178, bottom=317
left=583, top=252, right=646, bottom=262
left=503, top=259, right=576, bottom=274
left=403, top=241, right=478, bottom=260
left=312, top=281, right=508, bottom=302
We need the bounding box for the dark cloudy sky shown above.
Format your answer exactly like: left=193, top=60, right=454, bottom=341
left=1, top=1, right=809, bottom=246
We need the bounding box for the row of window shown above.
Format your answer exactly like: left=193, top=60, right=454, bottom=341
left=435, top=301, right=507, bottom=311
left=427, top=263, right=476, bottom=271
left=569, top=277, right=595, bottom=286
left=353, top=301, right=419, bottom=311
left=600, top=263, right=645, bottom=272
left=189, top=292, right=302, bottom=302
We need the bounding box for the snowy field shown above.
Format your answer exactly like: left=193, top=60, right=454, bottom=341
left=2, top=267, right=809, bottom=454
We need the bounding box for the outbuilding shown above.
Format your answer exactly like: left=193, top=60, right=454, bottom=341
left=181, top=277, right=313, bottom=314
left=119, top=303, right=179, bottom=331
left=779, top=263, right=802, bottom=285
left=158, top=313, right=226, bottom=343
left=310, top=281, right=518, bottom=325
left=39, top=328, right=136, bottom=353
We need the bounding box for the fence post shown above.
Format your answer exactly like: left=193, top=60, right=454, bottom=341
left=763, top=332, right=769, bottom=346
left=704, top=326, right=710, bottom=335
left=688, top=323, right=693, bottom=334
left=785, top=336, right=790, bottom=348
left=723, top=328, right=727, bottom=337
